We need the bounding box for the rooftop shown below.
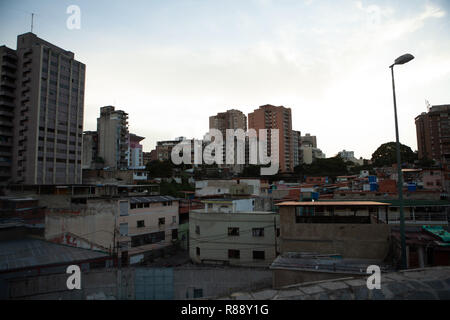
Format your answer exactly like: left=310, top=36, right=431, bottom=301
left=0, top=239, right=109, bottom=272
left=216, top=266, right=450, bottom=300
left=129, top=195, right=178, bottom=204
left=276, top=201, right=391, bottom=207
left=270, top=252, right=391, bottom=274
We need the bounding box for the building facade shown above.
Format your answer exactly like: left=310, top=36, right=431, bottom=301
left=7, top=33, right=86, bottom=184
left=248, top=104, right=294, bottom=172
left=97, top=106, right=129, bottom=169
left=82, top=131, right=98, bottom=169
left=190, top=208, right=279, bottom=267
left=415, top=104, right=450, bottom=163
left=117, top=196, right=179, bottom=263
left=0, top=46, right=17, bottom=183
left=128, top=133, right=145, bottom=169
left=292, top=130, right=301, bottom=168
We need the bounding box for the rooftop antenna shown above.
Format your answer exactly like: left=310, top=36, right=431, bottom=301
left=31, top=13, right=34, bottom=33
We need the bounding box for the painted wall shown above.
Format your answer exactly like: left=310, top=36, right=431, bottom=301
left=279, top=206, right=390, bottom=260
left=189, top=210, right=279, bottom=267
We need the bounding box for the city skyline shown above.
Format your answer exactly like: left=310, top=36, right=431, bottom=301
left=1, top=0, right=449, bottom=159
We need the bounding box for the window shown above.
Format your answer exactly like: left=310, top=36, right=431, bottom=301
left=172, top=229, right=178, bottom=240
left=172, top=216, right=176, bottom=224
left=159, top=218, right=165, bottom=225
left=228, top=227, right=239, bottom=236
left=130, top=203, right=137, bottom=209
left=277, top=228, right=280, bottom=237
left=196, top=247, right=200, bottom=256
left=252, top=228, right=264, bottom=237
left=253, top=251, right=265, bottom=260
left=119, top=223, right=128, bottom=236
left=137, top=220, right=145, bottom=228
left=193, top=288, right=203, bottom=299
left=295, top=206, right=314, bottom=223
left=195, top=225, right=200, bottom=235
left=228, top=249, right=240, bottom=259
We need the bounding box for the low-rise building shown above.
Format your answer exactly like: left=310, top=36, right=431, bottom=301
left=117, top=196, right=179, bottom=264
left=189, top=208, right=279, bottom=267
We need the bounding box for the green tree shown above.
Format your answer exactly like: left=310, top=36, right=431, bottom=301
left=371, top=142, right=417, bottom=167
left=146, top=160, right=173, bottom=178
left=295, top=156, right=349, bottom=180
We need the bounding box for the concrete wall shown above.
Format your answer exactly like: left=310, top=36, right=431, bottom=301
left=45, top=198, right=117, bottom=251
left=279, top=207, right=390, bottom=260
left=3, top=266, right=271, bottom=300
left=174, top=266, right=272, bottom=299
left=189, top=210, right=279, bottom=267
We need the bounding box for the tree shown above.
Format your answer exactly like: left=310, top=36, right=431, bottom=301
left=146, top=160, right=173, bottom=178
left=371, top=142, right=417, bottom=167
left=295, top=156, right=349, bottom=180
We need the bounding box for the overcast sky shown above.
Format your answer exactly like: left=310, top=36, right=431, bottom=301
left=1, top=0, right=449, bottom=159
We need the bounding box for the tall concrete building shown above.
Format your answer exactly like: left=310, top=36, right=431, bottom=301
left=97, top=106, right=129, bottom=169
left=0, top=46, right=17, bottom=183
left=82, top=131, right=98, bottom=169
left=300, top=133, right=317, bottom=148
left=248, top=104, right=294, bottom=172
left=128, top=133, right=145, bottom=169
left=209, top=109, right=247, bottom=135
left=5, top=33, right=86, bottom=184
left=209, top=109, right=247, bottom=171
left=292, top=130, right=301, bottom=168
left=415, top=104, right=450, bottom=163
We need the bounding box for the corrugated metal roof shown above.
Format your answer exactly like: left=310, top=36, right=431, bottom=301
left=129, top=195, right=178, bottom=204
left=276, top=201, right=391, bottom=206
left=0, top=239, right=109, bottom=272
left=270, top=252, right=391, bottom=274
left=423, top=226, right=450, bottom=243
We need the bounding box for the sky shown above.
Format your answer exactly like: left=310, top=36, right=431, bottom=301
left=1, top=0, right=449, bottom=160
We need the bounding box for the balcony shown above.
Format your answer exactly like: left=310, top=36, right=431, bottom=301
left=0, top=89, right=15, bottom=99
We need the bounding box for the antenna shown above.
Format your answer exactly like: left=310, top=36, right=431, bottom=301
left=31, top=13, right=34, bottom=33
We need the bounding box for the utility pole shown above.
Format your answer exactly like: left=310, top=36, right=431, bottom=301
left=274, top=216, right=278, bottom=256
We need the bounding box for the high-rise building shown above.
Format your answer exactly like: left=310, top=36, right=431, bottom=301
left=209, top=109, right=247, bottom=135
left=292, top=130, right=301, bottom=168
left=415, top=104, right=450, bottom=163
left=82, top=131, right=98, bottom=169
left=97, top=106, right=129, bottom=169
left=209, top=109, right=247, bottom=172
left=0, top=46, right=17, bottom=183
left=128, top=133, right=145, bottom=169
left=248, top=104, right=293, bottom=172
left=300, top=133, right=317, bottom=148
left=7, top=33, right=86, bottom=184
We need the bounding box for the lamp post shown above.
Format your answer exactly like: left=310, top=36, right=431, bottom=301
left=389, top=53, right=414, bottom=270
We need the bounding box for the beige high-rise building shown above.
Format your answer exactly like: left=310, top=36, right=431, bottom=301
left=97, top=106, right=129, bottom=169
left=209, top=109, right=247, bottom=135
left=248, top=104, right=294, bottom=172
left=209, top=109, right=247, bottom=171
left=8, top=33, right=86, bottom=184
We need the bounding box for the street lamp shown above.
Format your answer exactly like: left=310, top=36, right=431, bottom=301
left=389, top=53, right=414, bottom=270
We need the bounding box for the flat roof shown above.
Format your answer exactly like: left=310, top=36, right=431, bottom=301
left=129, top=195, right=178, bottom=204
left=276, top=201, right=391, bottom=206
